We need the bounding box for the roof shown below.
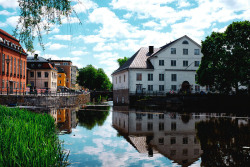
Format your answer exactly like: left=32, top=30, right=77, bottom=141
left=27, top=56, right=48, bottom=63
left=0, top=29, right=19, bottom=42
left=50, top=60, right=72, bottom=63
left=150, top=35, right=201, bottom=58
left=112, top=47, right=160, bottom=75
left=112, top=35, right=201, bottom=75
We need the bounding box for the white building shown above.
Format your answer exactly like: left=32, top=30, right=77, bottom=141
left=112, top=35, right=207, bottom=105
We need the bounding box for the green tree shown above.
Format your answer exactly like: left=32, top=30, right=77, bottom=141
left=197, top=21, right=250, bottom=94
left=77, top=65, right=112, bottom=91
left=13, top=0, right=79, bottom=52
left=117, top=57, right=129, bottom=67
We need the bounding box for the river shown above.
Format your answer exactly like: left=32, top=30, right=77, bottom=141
left=47, top=103, right=250, bottom=167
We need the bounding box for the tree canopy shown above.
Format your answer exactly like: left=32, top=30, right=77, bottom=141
left=13, top=0, right=77, bottom=52
left=117, top=57, right=129, bottom=67
left=77, top=65, right=112, bottom=91
left=197, top=21, right=250, bottom=94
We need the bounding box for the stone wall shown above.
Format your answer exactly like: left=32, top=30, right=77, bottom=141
left=113, top=89, right=129, bottom=105
left=0, top=93, right=90, bottom=108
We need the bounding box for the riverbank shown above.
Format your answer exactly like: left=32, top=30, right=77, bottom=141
left=0, top=106, right=68, bottom=166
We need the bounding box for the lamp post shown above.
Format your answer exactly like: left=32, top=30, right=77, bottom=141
left=5, top=58, right=10, bottom=95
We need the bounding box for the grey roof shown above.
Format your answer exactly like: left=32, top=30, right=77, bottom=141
left=27, top=56, right=48, bottom=63
left=112, top=47, right=160, bottom=75
left=112, top=35, right=201, bottom=75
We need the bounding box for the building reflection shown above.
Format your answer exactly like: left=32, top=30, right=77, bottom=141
left=112, top=107, right=249, bottom=167
left=49, top=108, right=78, bottom=134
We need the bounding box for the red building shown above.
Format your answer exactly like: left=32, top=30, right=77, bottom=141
left=0, top=29, right=28, bottom=94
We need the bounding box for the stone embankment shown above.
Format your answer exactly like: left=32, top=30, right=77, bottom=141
left=0, top=94, right=90, bottom=108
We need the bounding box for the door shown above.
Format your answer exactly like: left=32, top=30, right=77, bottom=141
left=136, top=84, right=142, bottom=94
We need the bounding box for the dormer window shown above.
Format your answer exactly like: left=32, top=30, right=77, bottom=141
left=182, top=40, right=189, bottom=44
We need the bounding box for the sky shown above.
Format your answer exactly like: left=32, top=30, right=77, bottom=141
left=0, top=0, right=249, bottom=80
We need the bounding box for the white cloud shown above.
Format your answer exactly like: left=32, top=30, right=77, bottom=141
left=45, top=42, right=68, bottom=50
left=71, top=50, right=88, bottom=56
left=49, top=35, right=72, bottom=41
left=76, top=35, right=106, bottom=43
left=0, top=0, right=19, bottom=8
left=0, top=22, right=7, bottom=27
left=212, top=25, right=227, bottom=33
left=178, top=0, right=191, bottom=8
left=72, top=0, right=98, bottom=13
left=0, top=10, right=15, bottom=15
left=61, top=17, right=81, bottom=24
left=123, top=13, right=133, bottom=19
left=5, top=16, right=19, bottom=27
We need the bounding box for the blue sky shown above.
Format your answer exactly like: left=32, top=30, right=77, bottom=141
left=0, top=0, right=249, bottom=80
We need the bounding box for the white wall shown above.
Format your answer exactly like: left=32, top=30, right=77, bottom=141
left=113, top=70, right=129, bottom=90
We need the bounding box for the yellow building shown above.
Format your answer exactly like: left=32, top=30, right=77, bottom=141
left=57, top=67, right=67, bottom=87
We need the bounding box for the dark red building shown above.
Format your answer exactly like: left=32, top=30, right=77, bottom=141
left=0, top=29, right=28, bottom=94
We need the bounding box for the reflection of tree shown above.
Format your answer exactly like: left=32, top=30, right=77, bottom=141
left=196, top=118, right=250, bottom=166
left=77, top=106, right=110, bottom=130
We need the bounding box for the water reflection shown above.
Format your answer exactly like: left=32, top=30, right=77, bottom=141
left=112, top=106, right=250, bottom=167
left=48, top=108, right=78, bottom=134
left=77, top=106, right=110, bottom=130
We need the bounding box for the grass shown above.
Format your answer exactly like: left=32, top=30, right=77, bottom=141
left=0, top=105, right=69, bottom=166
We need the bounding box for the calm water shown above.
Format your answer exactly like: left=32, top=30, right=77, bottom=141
left=49, top=104, right=250, bottom=167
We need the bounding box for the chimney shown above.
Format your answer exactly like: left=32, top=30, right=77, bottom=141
left=34, top=54, right=38, bottom=60
left=149, top=46, right=154, bottom=53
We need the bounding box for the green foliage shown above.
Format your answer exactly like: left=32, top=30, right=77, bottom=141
left=197, top=21, right=250, bottom=94
left=77, top=65, right=112, bottom=91
left=0, top=106, right=68, bottom=166
left=117, top=57, right=130, bottom=67
left=77, top=107, right=110, bottom=130
left=13, top=0, right=76, bottom=52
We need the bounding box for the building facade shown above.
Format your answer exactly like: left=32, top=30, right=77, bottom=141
left=0, top=29, right=28, bottom=94
left=50, top=60, right=72, bottom=88
left=112, top=35, right=206, bottom=105
left=71, top=65, right=78, bottom=89
left=27, top=55, right=57, bottom=93
left=57, top=67, right=67, bottom=88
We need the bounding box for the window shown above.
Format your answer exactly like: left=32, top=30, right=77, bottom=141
left=148, top=73, right=153, bottom=81
left=14, top=58, right=16, bottom=75
left=159, top=85, right=164, bottom=91
left=59, top=80, right=61, bottom=84
left=2, top=54, right=5, bottom=73
left=183, top=60, right=188, bottom=67
left=158, top=138, right=164, bottom=145
left=194, top=49, right=200, bottom=55
left=20, top=60, right=22, bottom=76
left=30, top=72, right=34, bottom=77
left=194, top=61, right=200, bottom=67
left=148, top=123, right=153, bottom=131
left=159, top=74, right=164, bottom=81
left=2, top=80, right=4, bottom=88
left=17, top=60, right=19, bottom=75
left=119, top=76, right=121, bottom=83
left=170, top=150, right=176, bottom=156
left=159, top=114, right=164, bottom=119
left=183, top=149, right=188, bottom=156
left=124, top=75, right=126, bottom=82
left=23, top=61, right=25, bottom=77
left=136, top=73, right=142, bottom=81
left=37, top=72, right=41, bottom=78
left=148, top=85, right=153, bottom=91
left=44, top=82, right=48, bottom=88
left=159, top=123, right=164, bottom=131
left=20, top=82, right=22, bottom=90
left=171, top=74, right=177, bottom=81
left=63, top=62, right=68, bottom=65
left=183, top=49, right=188, bottom=55
left=195, top=74, right=198, bottom=82
left=171, top=137, right=176, bottom=144
left=159, top=60, right=164, bottom=66
left=10, top=57, right=12, bottom=74
left=30, top=81, right=34, bottom=87
left=171, top=48, right=176, bottom=54
left=136, top=123, right=142, bottom=131
left=171, top=85, right=177, bottom=91
left=171, top=60, right=176, bottom=66
left=182, top=40, right=189, bottom=44
left=194, top=137, right=199, bottom=144
left=171, top=122, right=176, bottom=131
left=195, top=85, right=200, bottom=92
left=194, top=149, right=199, bottom=155
left=45, top=72, right=49, bottom=78
left=148, top=114, right=153, bottom=119
left=183, top=137, right=188, bottom=144
left=116, top=77, right=117, bottom=84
